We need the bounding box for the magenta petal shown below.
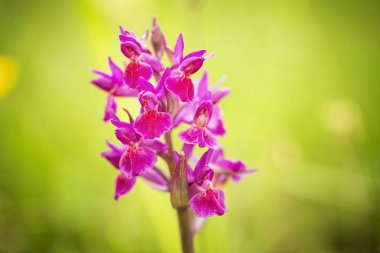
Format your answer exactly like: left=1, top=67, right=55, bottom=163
left=189, top=188, right=227, bottom=218
left=101, top=141, right=124, bottom=169
left=134, top=111, right=172, bottom=139
left=114, top=172, right=136, bottom=200
left=183, top=50, right=207, bottom=61
left=113, top=121, right=141, bottom=144
left=137, top=77, right=155, bottom=92
left=120, top=38, right=142, bottom=59
left=218, top=160, right=246, bottom=173
left=207, top=106, right=226, bottom=136
left=108, top=57, right=124, bottom=84
left=211, top=88, right=230, bottom=104
left=188, top=183, right=201, bottom=200
left=119, top=150, right=132, bottom=174
left=179, top=126, right=202, bottom=145
left=142, top=139, right=168, bottom=153
left=173, top=104, right=195, bottom=127
left=174, top=33, right=184, bottom=64
left=137, top=61, right=153, bottom=80
left=210, top=148, right=225, bottom=165
left=103, top=95, right=119, bottom=122
left=124, top=61, right=153, bottom=89
left=179, top=56, right=204, bottom=75
left=193, top=165, right=214, bottom=186
left=194, top=149, right=212, bottom=172
left=119, top=26, right=134, bottom=37
left=119, top=26, right=149, bottom=53
left=155, top=67, right=170, bottom=99
left=129, top=146, right=157, bottom=176
left=181, top=144, right=195, bottom=158
left=200, top=128, right=218, bottom=149
left=92, top=58, right=124, bottom=93
left=139, top=91, right=159, bottom=111
left=217, top=159, right=257, bottom=182
left=196, top=71, right=212, bottom=101
left=91, top=73, right=113, bottom=92
left=113, top=86, right=139, bottom=97
left=140, top=53, right=164, bottom=74
left=165, top=75, right=194, bottom=102
left=194, top=101, right=213, bottom=127
left=141, top=167, right=168, bottom=192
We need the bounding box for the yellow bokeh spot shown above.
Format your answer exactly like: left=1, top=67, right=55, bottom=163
left=0, top=55, right=18, bottom=98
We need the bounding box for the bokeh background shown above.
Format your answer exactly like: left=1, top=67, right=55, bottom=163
left=1, top=0, right=380, bottom=252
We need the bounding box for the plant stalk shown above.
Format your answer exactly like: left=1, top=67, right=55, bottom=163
left=164, top=131, right=195, bottom=253
left=164, top=131, right=175, bottom=176
left=177, top=206, right=195, bottom=253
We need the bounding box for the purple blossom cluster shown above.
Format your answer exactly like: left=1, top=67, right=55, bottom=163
left=91, top=19, right=255, bottom=219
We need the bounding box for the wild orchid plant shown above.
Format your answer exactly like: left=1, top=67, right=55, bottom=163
left=91, top=18, right=256, bottom=253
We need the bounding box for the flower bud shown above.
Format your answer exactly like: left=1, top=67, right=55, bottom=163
left=171, top=152, right=189, bottom=209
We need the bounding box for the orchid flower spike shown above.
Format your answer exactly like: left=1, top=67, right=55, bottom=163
left=90, top=19, right=257, bottom=249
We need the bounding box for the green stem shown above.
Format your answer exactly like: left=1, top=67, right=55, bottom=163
left=164, top=131, right=176, bottom=176
left=164, top=131, right=195, bottom=253
left=177, top=207, right=195, bottom=253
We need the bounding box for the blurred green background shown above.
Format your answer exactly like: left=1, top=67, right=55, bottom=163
left=1, top=0, right=380, bottom=252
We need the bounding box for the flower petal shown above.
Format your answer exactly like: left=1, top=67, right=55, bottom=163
left=217, top=159, right=246, bottom=173
left=155, top=67, right=170, bottom=99
left=193, top=151, right=214, bottom=183
left=181, top=143, right=195, bottom=158
left=141, top=139, right=168, bottom=153
left=124, top=61, right=153, bottom=89
left=129, top=146, right=157, bottom=176
left=193, top=165, right=214, bottom=186
left=165, top=74, right=194, bottom=102
left=179, top=126, right=202, bottom=145
left=194, top=149, right=212, bottom=173
left=196, top=71, right=212, bottom=101
left=91, top=72, right=113, bottom=92
left=173, top=33, right=184, bottom=65
left=119, top=25, right=135, bottom=37
left=189, top=188, right=227, bottom=218
left=112, top=120, right=141, bottom=144
left=138, top=91, right=159, bottom=111
left=108, top=57, right=124, bottom=84
left=134, top=111, right=172, bottom=139
left=141, top=167, right=169, bottom=191
left=119, top=149, right=132, bottom=174
left=216, top=159, right=257, bottom=182
left=103, top=95, right=119, bottom=122
left=92, top=58, right=124, bottom=93
left=113, top=86, right=139, bottom=97
left=120, top=37, right=143, bottom=59
left=207, top=106, right=226, bottom=136
left=183, top=50, right=206, bottom=61
left=101, top=141, right=124, bottom=169
left=200, top=128, right=218, bottom=149
left=173, top=103, right=195, bottom=127
left=211, top=88, right=230, bottom=104
left=194, top=101, right=213, bottom=128
left=140, top=53, right=164, bottom=74
left=179, top=56, right=204, bottom=76
left=136, top=77, right=155, bottom=93
left=119, top=26, right=149, bottom=52
left=114, top=172, right=136, bottom=200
